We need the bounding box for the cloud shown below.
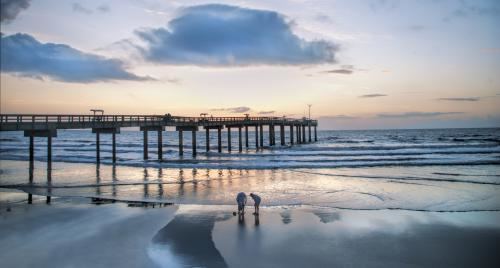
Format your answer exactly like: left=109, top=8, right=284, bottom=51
left=359, top=94, right=387, bottom=98
left=135, top=4, right=337, bottom=66
left=377, top=112, right=463, bottom=118
left=0, top=33, right=152, bottom=83
left=210, top=106, right=251, bottom=113
left=97, top=4, right=110, bottom=13
left=258, top=111, right=275, bottom=115
left=319, top=115, right=358, bottom=120
left=1, top=0, right=31, bottom=23
left=446, top=1, right=500, bottom=20
left=322, top=69, right=352, bottom=74
left=72, top=3, right=93, bottom=14
left=320, top=64, right=356, bottom=75
left=72, top=3, right=110, bottom=15
left=408, top=25, right=425, bottom=31
left=437, top=97, right=479, bottom=102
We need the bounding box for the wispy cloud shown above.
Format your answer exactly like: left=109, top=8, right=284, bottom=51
left=321, top=69, right=353, bottom=75
left=258, top=111, right=275, bottom=115
left=0, top=33, right=152, bottom=83
left=319, top=115, right=358, bottom=120
left=72, top=3, right=111, bottom=15
left=437, top=97, right=479, bottom=102
left=210, top=106, right=251, bottom=113
left=320, top=64, right=354, bottom=75
left=446, top=1, right=500, bottom=21
left=408, top=25, right=426, bottom=32
left=135, top=4, right=338, bottom=66
left=72, top=3, right=92, bottom=14
left=359, top=94, right=387, bottom=98
left=377, top=112, right=463, bottom=118
left=1, top=0, right=31, bottom=23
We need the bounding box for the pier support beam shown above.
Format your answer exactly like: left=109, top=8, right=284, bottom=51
left=203, top=125, right=223, bottom=152
left=259, top=124, right=264, bottom=147
left=24, top=129, right=57, bottom=204
left=269, top=124, right=273, bottom=146
left=178, top=131, right=183, bottom=156
left=140, top=126, right=164, bottom=160
left=192, top=130, right=197, bottom=157
left=29, top=136, right=34, bottom=163
left=314, top=126, right=317, bottom=142
left=238, top=127, right=243, bottom=152
left=280, top=125, right=285, bottom=146
left=255, top=125, right=259, bottom=149
left=245, top=126, right=249, bottom=148
left=92, top=128, right=121, bottom=163
left=295, top=125, right=301, bottom=144
left=218, top=127, right=222, bottom=152
left=143, top=131, right=148, bottom=159
left=112, top=133, right=117, bottom=162
left=227, top=128, right=232, bottom=152
left=302, top=125, right=306, bottom=143
left=176, top=126, right=199, bottom=156
left=290, top=125, right=294, bottom=145
left=47, top=136, right=52, bottom=167
left=308, top=124, right=312, bottom=142
left=206, top=128, right=210, bottom=152
left=157, top=130, right=162, bottom=160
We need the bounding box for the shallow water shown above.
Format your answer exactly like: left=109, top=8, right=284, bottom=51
left=1, top=128, right=499, bottom=211
left=1, top=128, right=499, bottom=169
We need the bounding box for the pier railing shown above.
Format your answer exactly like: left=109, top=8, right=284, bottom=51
left=0, top=114, right=318, bottom=131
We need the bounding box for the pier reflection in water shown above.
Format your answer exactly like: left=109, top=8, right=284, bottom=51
left=3, top=159, right=498, bottom=211
left=20, top=161, right=265, bottom=205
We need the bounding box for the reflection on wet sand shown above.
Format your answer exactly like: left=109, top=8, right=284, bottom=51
left=6, top=160, right=499, bottom=212
left=152, top=212, right=228, bottom=268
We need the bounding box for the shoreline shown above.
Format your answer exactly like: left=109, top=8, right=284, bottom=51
left=1, top=196, right=499, bottom=267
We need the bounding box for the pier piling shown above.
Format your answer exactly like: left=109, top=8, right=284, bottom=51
left=157, top=130, right=162, bottom=160
left=192, top=130, right=197, bottom=157
left=206, top=128, right=210, bottom=152
left=228, top=128, right=232, bottom=152
left=259, top=124, right=264, bottom=147
left=143, top=131, right=148, bottom=159
left=238, top=127, right=243, bottom=152
left=245, top=126, right=249, bottom=148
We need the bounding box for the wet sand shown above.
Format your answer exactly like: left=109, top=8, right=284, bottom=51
left=1, top=198, right=499, bottom=268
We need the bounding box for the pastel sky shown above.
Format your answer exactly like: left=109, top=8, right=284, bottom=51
left=1, top=0, right=499, bottom=129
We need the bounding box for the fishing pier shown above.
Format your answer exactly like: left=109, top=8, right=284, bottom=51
left=0, top=114, right=318, bottom=163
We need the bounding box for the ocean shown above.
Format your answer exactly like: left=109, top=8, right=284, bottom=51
left=1, top=128, right=499, bottom=211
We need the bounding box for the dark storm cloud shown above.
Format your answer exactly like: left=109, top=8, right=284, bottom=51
left=135, top=4, right=338, bottom=66
left=437, top=97, right=479, bottom=102
left=1, top=0, right=31, bottom=23
left=0, top=33, right=151, bottom=83
left=377, top=112, right=463, bottom=118
left=210, top=107, right=251, bottom=113
left=359, top=94, right=387, bottom=98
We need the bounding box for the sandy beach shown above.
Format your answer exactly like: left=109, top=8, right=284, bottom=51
left=1, top=196, right=499, bottom=268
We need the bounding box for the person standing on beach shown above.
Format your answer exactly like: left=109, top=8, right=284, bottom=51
left=249, top=193, right=261, bottom=215
left=236, top=192, right=247, bottom=214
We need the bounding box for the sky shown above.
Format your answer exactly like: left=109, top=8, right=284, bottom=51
left=0, top=0, right=499, bottom=129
